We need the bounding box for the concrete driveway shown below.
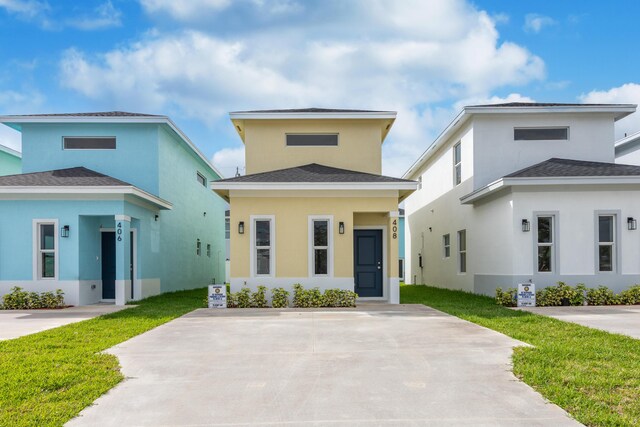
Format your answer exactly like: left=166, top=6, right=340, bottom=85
left=519, top=305, right=640, bottom=339
left=0, top=304, right=130, bottom=340
left=68, top=304, right=579, bottom=427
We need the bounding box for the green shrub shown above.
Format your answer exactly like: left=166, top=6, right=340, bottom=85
left=226, top=291, right=238, bottom=308
left=587, top=286, right=619, bottom=306
left=337, top=290, right=357, bottom=307
left=537, top=282, right=583, bottom=307
left=495, top=287, right=517, bottom=307
left=618, top=284, right=640, bottom=305
left=236, top=287, right=252, bottom=308
left=292, top=283, right=306, bottom=307
left=1, top=286, right=65, bottom=309
left=271, top=287, right=289, bottom=308
left=251, top=286, right=268, bottom=308
left=292, top=284, right=323, bottom=307
left=322, top=289, right=341, bottom=307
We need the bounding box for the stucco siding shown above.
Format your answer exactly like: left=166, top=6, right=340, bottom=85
left=0, top=149, right=21, bottom=176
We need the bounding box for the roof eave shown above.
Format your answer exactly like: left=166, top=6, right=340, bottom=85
left=464, top=104, right=637, bottom=121
left=210, top=182, right=418, bottom=191
left=0, top=185, right=173, bottom=210
left=228, top=111, right=397, bottom=120
left=461, top=176, right=640, bottom=204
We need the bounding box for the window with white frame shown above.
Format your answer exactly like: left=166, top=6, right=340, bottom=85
left=453, top=142, right=462, bottom=185
left=537, top=216, right=554, bottom=272
left=254, top=219, right=273, bottom=275
left=37, top=223, right=56, bottom=279
left=598, top=215, right=616, bottom=272
left=196, top=172, right=207, bottom=187
left=310, top=218, right=331, bottom=276
left=457, top=230, right=466, bottom=273
left=224, top=217, right=230, bottom=239
left=196, top=239, right=201, bottom=256
left=443, top=234, right=450, bottom=258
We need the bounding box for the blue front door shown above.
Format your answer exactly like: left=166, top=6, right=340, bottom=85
left=101, top=232, right=116, bottom=299
left=354, top=229, right=383, bottom=297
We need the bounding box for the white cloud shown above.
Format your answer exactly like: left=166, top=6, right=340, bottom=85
left=60, top=0, right=545, bottom=176
left=212, top=146, right=245, bottom=178
left=523, top=13, right=556, bottom=33
left=66, top=1, right=122, bottom=30
left=579, top=83, right=640, bottom=139
left=0, top=0, right=52, bottom=28
left=140, top=0, right=233, bottom=20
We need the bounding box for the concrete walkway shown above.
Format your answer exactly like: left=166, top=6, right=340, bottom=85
left=518, top=305, right=640, bottom=339
left=0, top=304, right=130, bottom=340
left=68, top=304, right=579, bottom=426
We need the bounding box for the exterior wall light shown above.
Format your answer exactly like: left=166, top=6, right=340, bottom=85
left=339, top=222, right=345, bottom=234
left=61, top=225, right=70, bottom=238
left=521, top=219, right=530, bottom=232
left=628, top=217, right=637, bottom=230
left=238, top=221, right=245, bottom=234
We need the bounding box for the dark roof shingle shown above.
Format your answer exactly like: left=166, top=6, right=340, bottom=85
left=506, top=158, right=640, bottom=178
left=0, top=167, right=133, bottom=186
left=216, top=163, right=414, bottom=183
left=10, top=111, right=162, bottom=118
left=468, top=102, right=632, bottom=108
left=231, top=108, right=393, bottom=114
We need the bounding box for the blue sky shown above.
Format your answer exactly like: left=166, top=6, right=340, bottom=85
left=1, top=0, right=639, bottom=177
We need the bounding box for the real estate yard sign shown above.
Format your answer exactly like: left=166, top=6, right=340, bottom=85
left=208, top=284, right=227, bottom=308
left=517, top=283, right=536, bottom=307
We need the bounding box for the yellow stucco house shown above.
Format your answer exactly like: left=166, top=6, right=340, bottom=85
left=211, top=108, right=417, bottom=303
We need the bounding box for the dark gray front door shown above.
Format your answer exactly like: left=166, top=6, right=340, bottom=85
left=101, top=231, right=134, bottom=300
left=101, top=232, right=116, bottom=299
left=354, top=229, right=383, bottom=297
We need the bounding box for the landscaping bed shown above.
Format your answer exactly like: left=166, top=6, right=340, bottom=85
left=0, top=288, right=205, bottom=427
left=401, top=285, right=640, bottom=426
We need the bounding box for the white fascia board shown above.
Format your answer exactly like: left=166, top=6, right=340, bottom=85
left=464, top=104, right=636, bottom=121
left=210, top=182, right=418, bottom=191
left=0, top=115, right=223, bottom=179
left=0, top=185, right=173, bottom=209
left=228, top=112, right=397, bottom=120
left=615, top=130, right=640, bottom=155
left=460, top=176, right=640, bottom=204
left=402, top=109, right=468, bottom=179
left=0, top=143, right=21, bottom=158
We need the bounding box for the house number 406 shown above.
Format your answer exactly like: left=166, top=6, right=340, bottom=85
left=392, top=219, right=398, bottom=239
left=117, top=222, right=123, bottom=242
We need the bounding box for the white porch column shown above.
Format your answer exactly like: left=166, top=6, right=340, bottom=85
left=389, top=210, right=400, bottom=304
left=114, top=215, right=131, bottom=306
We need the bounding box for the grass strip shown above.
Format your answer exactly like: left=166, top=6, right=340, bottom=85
left=400, top=285, right=640, bottom=426
left=0, top=288, right=205, bottom=426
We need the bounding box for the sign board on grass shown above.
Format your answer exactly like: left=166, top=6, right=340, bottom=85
left=208, top=284, right=227, bottom=308
left=517, top=283, right=536, bottom=307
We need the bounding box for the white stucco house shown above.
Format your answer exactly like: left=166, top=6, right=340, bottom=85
left=403, top=102, right=640, bottom=295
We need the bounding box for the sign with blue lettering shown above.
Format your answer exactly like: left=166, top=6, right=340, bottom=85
left=517, top=283, right=536, bottom=307
left=208, top=284, right=227, bottom=309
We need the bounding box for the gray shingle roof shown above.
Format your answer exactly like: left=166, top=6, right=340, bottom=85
left=231, top=108, right=393, bottom=114
left=0, top=167, right=132, bottom=186
left=11, top=111, right=162, bottom=118
left=506, top=158, right=640, bottom=178
left=468, top=102, right=632, bottom=108
left=216, top=163, right=414, bottom=183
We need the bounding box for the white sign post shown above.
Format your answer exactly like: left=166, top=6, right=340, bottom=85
left=208, top=284, right=227, bottom=309
left=517, top=283, right=536, bottom=307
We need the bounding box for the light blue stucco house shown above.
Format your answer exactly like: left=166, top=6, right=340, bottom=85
left=0, top=112, right=226, bottom=306
left=0, top=143, right=21, bottom=176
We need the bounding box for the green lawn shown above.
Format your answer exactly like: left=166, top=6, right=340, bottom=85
left=0, top=288, right=205, bottom=427
left=401, top=285, right=640, bottom=427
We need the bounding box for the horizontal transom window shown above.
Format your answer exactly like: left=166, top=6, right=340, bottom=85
left=514, top=127, right=569, bottom=141
left=286, top=134, right=338, bottom=146
left=63, top=137, right=116, bottom=150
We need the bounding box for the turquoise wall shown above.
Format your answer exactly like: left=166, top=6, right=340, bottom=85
left=20, top=123, right=160, bottom=195
left=157, top=127, right=226, bottom=290
left=0, top=200, right=158, bottom=281
left=0, top=149, right=21, bottom=176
